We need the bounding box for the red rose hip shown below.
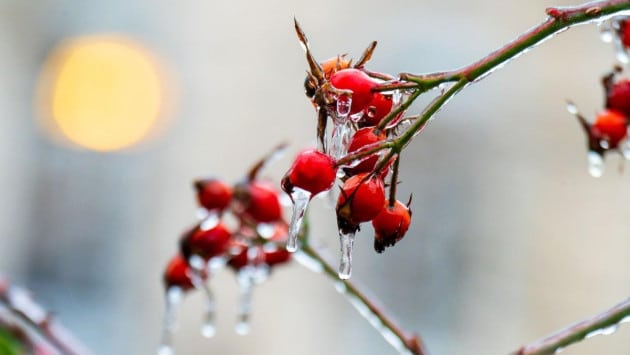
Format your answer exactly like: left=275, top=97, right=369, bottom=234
left=336, top=173, right=386, bottom=233
left=372, top=200, right=411, bottom=253
left=330, top=68, right=377, bottom=114
left=282, top=149, right=337, bottom=197
left=194, top=178, right=232, bottom=212
left=592, top=109, right=628, bottom=148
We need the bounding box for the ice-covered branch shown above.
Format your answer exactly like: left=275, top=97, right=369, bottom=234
left=514, top=298, right=630, bottom=355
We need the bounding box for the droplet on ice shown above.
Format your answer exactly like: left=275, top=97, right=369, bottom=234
left=338, top=231, right=356, bottom=279
left=587, top=151, right=605, bottom=177
left=336, top=95, right=352, bottom=118
left=287, top=187, right=311, bottom=252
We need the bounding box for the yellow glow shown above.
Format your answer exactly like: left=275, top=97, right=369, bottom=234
left=41, top=36, right=166, bottom=151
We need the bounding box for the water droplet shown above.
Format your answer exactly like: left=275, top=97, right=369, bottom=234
left=329, top=120, right=353, bottom=160
left=159, top=287, right=183, bottom=355
left=620, top=315, right=630, bottom=324
left=599, top=20, right=615, bottom=42
left=287, top=187, right=311, bottom=252
left=585, top=324, right=618, bottom=338
left=336, top=95, right=352, bottom=118
left=566, top=102, right=579, bottom=115
left=256, top=223, right=276, bottom=239
left=588, top=151, right=605, bottom=177
left=200, top=212, right=220, bottom=231
left=554, top=346, right=565, bottom=354
left=600, top=139, right=610, bottom=149
left=208, top=256, right=227, bottom=273
left=338, top=231, right=356, bottom=279
left=188, top=255, right=205, bottom=272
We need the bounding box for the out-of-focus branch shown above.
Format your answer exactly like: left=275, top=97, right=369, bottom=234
left=514, top=298, right=630, bottom=355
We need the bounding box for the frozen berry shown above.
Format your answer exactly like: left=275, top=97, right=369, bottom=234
left=372, top=200, right=411, bottom=253
left=330, top=68, right=377, bottom=114
left=344, top=128, right=387, bottom=176
left=235, top=181, right=283, bottom=223
left=361, top=93, right=394, bottom=127
left=336, top=173, right=386, bottom=233
left=187, top=224, right=231, bottom=260
left=592, top=109, right=628, bottom=148
left=164, top=255, right=202, bottom=291
left=282, top=149, right=337, bottom=197
left=606, top=79, right=630, bottom=118
left=194, top=178, right=232, bottom=212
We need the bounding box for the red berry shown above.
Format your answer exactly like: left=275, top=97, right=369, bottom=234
left=282, top=149, right=337, bottom=197
left=187, top=223, right=231, bottom=260
left=361, top=93, right=393, bottom=127
left=372, top=200, right=411, bottom=253
left=263, top=246, right=292, bottom=266
left=194, top=178, right=232, bottom=212
left=235, top=181, right=282, bottom=223
left=336, top=173, right=386, bottom=233
left=344, top=128, right=387, bottom=176
left=330, top=68, right=377, bottom=114
left=606, top=79, right=630, bottom=118
left=592, top=109, right=628, bottom=148
left=226, top=242, right=249, bottom=271
left=164, top=254, right=202, bottom=291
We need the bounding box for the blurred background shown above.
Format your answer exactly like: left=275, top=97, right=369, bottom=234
left=0, top=0, right=628, bottom=354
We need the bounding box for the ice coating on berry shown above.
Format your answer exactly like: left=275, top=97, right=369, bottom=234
left=338, top=231, right=355, bottom=279
left=361, top=93, right=393, bottom=127
left=592, top=109, right=628, bottom=148
left=287, top=187, right=310, bottom=252
left=330, top=120, right=353, bottom=160
left=372, top=200, right=411, bottom=253
left=330, top=68, right=377, bottom=114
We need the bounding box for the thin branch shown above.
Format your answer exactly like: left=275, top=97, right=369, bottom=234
left=514, top=298, right=630, bottom=355
left=393, top=0, right=630, bottom=150
left=298, top=243, right=428, bottom=355
left=0, top=276, right=92, bottom=355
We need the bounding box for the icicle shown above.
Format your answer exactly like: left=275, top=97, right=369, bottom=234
left=189, top=263, right=216, bottom=338
left=587, top=151, right=605, bottom=177
left=621, top=133, right=630, bottom=159
left=158, top=287, right=184, bottom=355
left=338, top=231, right=356, bottom=279
left=235, top=271, right=254, bottom=335
left=330, top=120, right=353, bottom=160
left=599, top=20, right=614, bottom=43
left=287, top=187, right=311, bottom=252
left=256, top=223, right=276, bottom=239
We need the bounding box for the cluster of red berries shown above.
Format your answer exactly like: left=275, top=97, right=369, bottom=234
left=281, top=21, right=414, bottom=278
left=161, top=151, right=291, bottom=348
left=570, top=24, right=630, bottom=176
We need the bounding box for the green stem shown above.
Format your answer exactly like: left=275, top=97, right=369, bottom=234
left=394, top=0, right=630, bottom=149
left=514, top=298, right=630, bottom=355
left=299, top=244, right=427, bottom=355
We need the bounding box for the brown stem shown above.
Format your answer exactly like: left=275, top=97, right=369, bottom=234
left=514, top=298, right=630, bottom=355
